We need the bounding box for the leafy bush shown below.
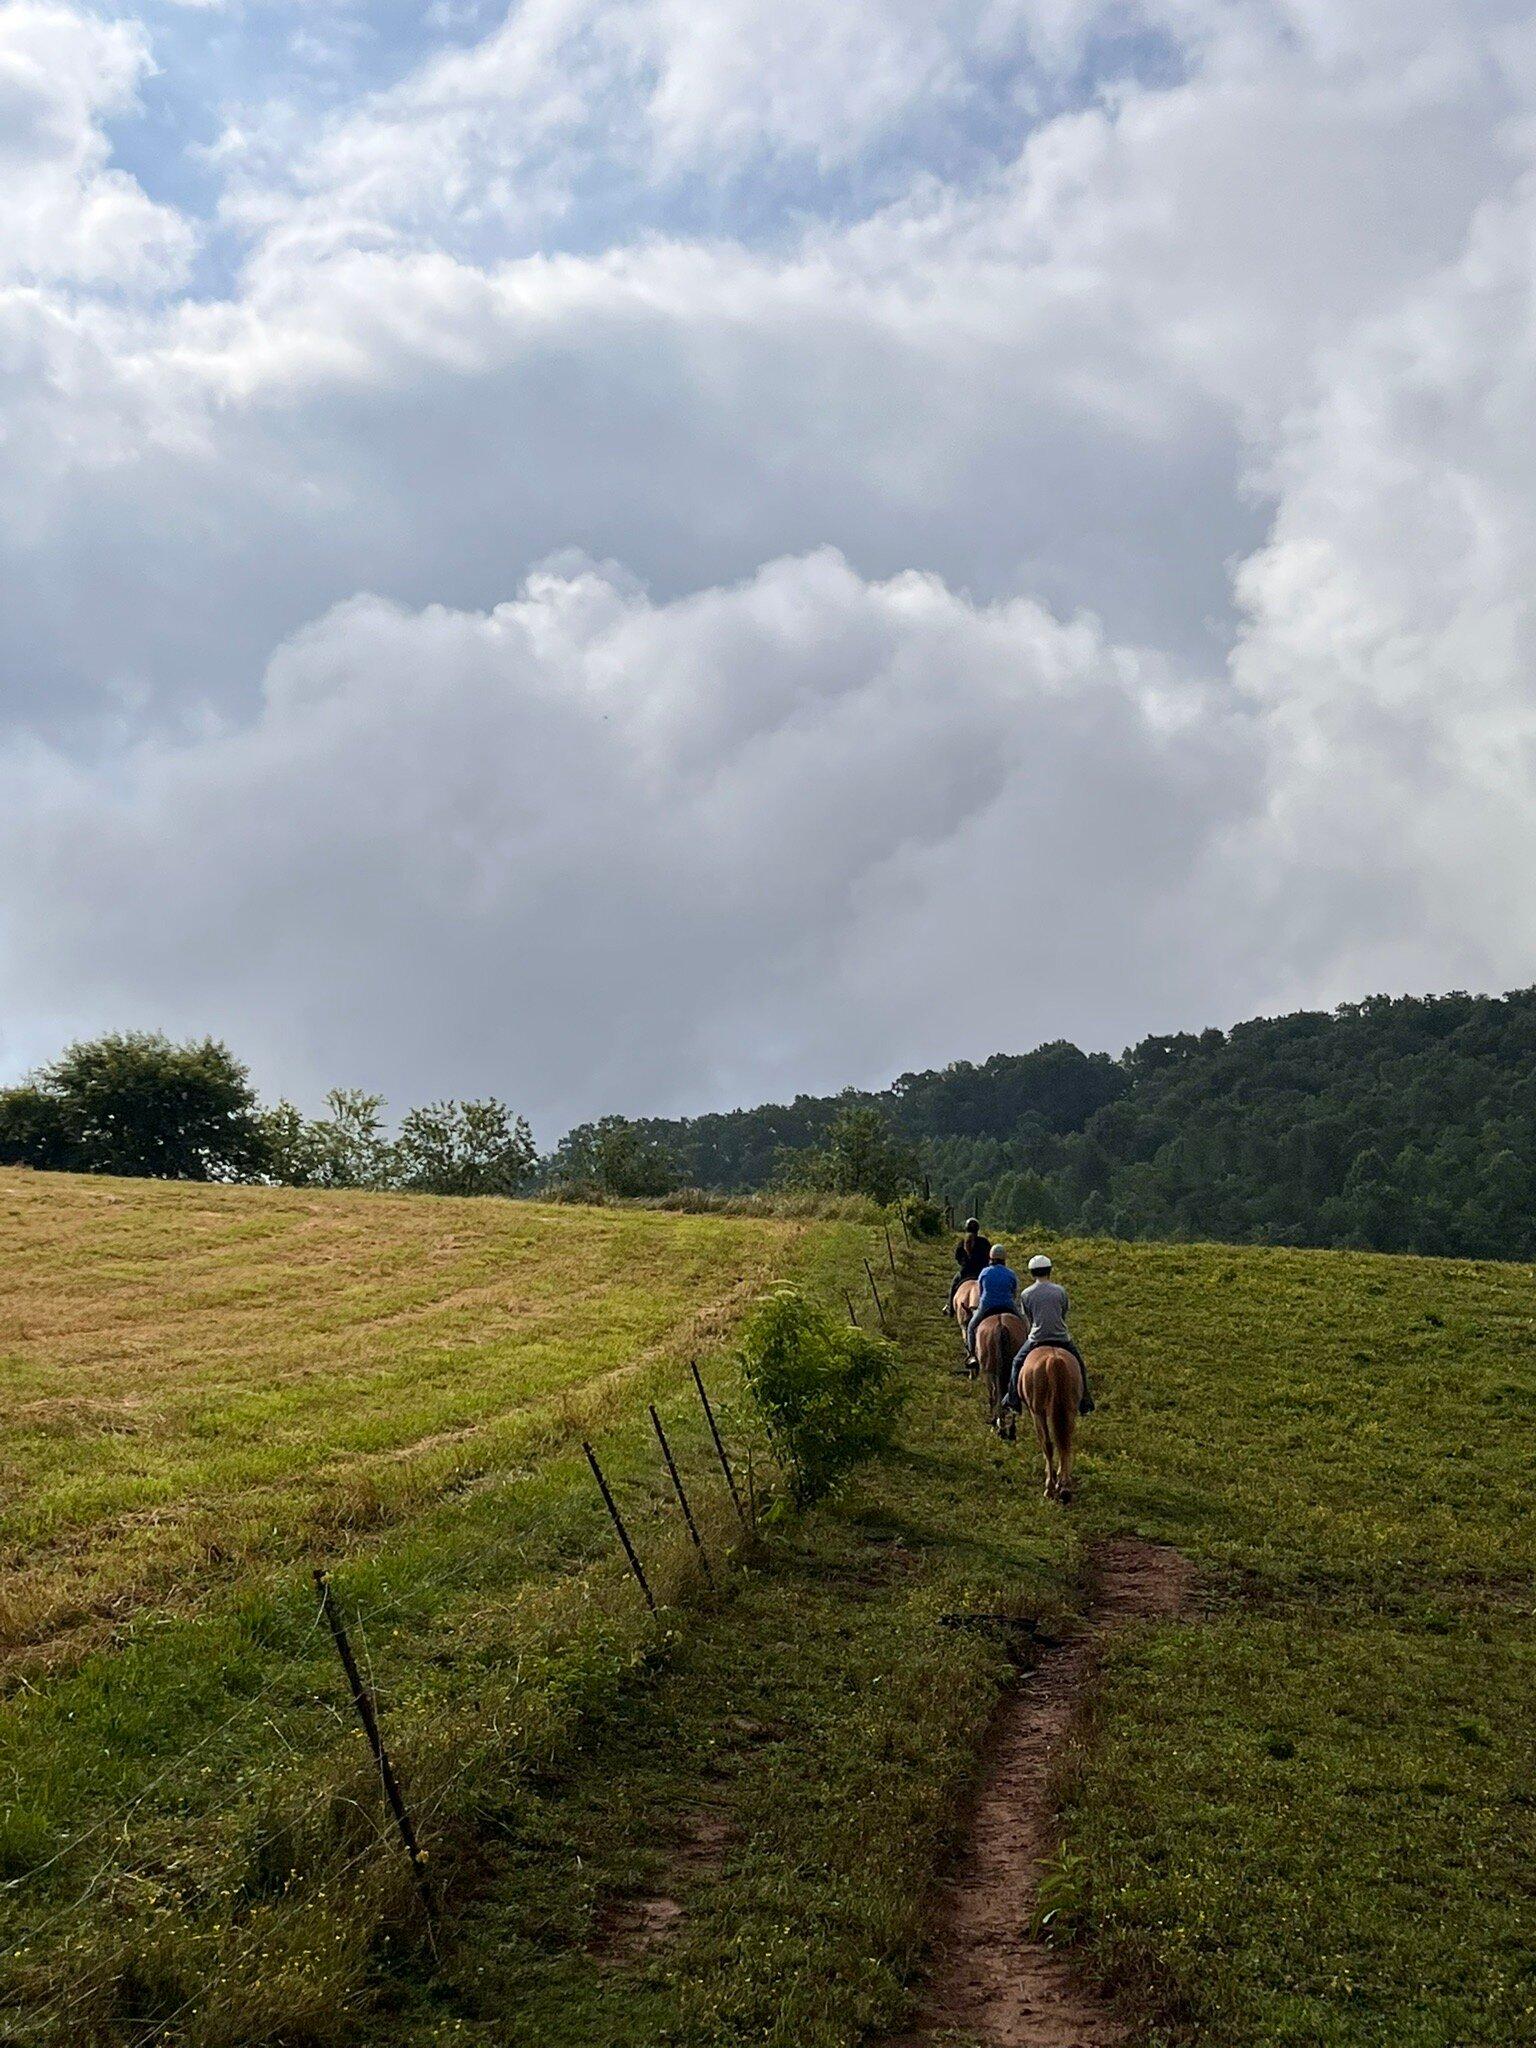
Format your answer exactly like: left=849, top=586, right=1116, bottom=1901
left=395, top=1098, right=536, bottom=1195
left=738, top=1287, right=904, bottom=1508
left=257, top=1087, right=396, bottom=1189
left=546, top=1114, right=678, bottom=1197
left=773, top=1103, right=920, bottom=1206
left=0, top=1032, right=265, bottom=1182
left=900, top=1195, right=944, bottom=1239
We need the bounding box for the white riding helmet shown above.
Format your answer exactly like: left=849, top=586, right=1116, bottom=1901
left=1027, top=1254, right=1053, bottom=1274
left=988, top=1244, right=1007, bottom=1262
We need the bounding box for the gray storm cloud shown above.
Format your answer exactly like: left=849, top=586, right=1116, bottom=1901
left=4, top=0, right=1536, bottom=1123
left=0, top=551, right=1251, bottom=1132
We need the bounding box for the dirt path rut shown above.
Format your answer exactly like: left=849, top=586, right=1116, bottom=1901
left=894, top=1537, right=1194, bottom=2048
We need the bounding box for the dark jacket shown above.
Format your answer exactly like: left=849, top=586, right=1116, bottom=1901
left=953, top=1231, right=992, bottom=1279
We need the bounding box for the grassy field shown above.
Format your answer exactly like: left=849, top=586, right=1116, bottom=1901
left=1, top=1174, right=1531, bottom=2046
left=0, top=1170, right=842, bottom=1665
left=0, top=1169, right=873, bottom=2042
left=352, top=1237, right=1534, bottom=2048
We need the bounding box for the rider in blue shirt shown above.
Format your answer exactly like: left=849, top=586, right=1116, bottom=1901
left=965, top=1245, right=1020, bottom=1363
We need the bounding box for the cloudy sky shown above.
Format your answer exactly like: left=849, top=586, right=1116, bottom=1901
left=3, top=0, right=1536, bottom=1136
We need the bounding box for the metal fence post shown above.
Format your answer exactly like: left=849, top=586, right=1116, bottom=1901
left=583, top=1441, right=656, bottom=1611
left=648, top=1405, right=713, bottom=1585
left=690, top=1362, right=747, bottom=1529
left=864, top=1259, right=889, bottom=1334
left=313, top=1569, right=436, bottom=1947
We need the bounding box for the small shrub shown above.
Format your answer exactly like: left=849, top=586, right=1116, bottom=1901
left=901, top=1196, right=944, bottom=1240
left=738, top=1288, right=904, bottom=1508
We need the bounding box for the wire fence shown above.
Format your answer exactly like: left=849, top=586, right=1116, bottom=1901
left=0, top=1220, right=922, bottom=2045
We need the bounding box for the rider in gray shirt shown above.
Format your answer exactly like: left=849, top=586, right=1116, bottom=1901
left=1020, top=1274, right=1072, bottom=1346
left=1011, top=1256, right=1094, bottom=1414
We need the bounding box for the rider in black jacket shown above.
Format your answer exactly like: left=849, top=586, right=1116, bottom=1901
left=944, top=1219, right=992, bottom=1315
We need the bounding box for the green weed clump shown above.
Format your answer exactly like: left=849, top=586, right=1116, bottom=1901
left=738, top=1288, right=904, bottom=1507
left=900, top=1194, right=944, bottom=1239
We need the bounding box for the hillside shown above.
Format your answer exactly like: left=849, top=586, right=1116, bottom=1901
left=0, top=1170, right=1529, bottom=2046
left=0, top=1170, right=842, bottom=1671
left=630, top=987, right=1536, bottom=1259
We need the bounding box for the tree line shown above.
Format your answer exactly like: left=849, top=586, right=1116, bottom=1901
left=0, top=1033, right=912, bottom=1206
left=6, top=988, right=1536, bottom=1257
left=0, top=1035, right=536, bottom=1197
left=635, top=990, right=1536, bottom=1260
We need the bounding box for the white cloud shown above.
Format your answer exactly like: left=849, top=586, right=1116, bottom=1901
left=0, top=550, right=1250, bottom=1128
left=7, top=1, right=1536, bottom=1120
left=0, top=3, right=193, bottom=289
left=1226, top=160, right=1536, bottom=998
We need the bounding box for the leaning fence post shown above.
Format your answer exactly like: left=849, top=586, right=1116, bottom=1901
left=313, top=1569, right=436, bottom=1948
left=845, top=1290, right=860, bottom=1327
left=690, top=1362, right=746, bottom=1529
left=898, top=1206, right=911, bottom=1246
left=884, top=1224, right=897, bottom=1274
left=864, top=1259, right=889, bottom=1334
left=649, top=1405, right=713, bottom=1585
left=583, top=1441, right=656, bottom=1611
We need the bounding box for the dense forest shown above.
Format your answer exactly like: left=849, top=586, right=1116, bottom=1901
left=632, top=990, right=1536, bottom=1261
left=7, top=989, right=1536, bottom=1260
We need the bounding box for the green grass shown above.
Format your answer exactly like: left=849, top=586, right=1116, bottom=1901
left=1059, top=1237, right=1536, bottom=2047
left=0, top=1172, right=876, bottom=2043
left=1, top=1180, right=1530, bottom=2047
left=0, top=1169, right=841, bottom=1660
left=366, top=1236, right=1534, bottom=2048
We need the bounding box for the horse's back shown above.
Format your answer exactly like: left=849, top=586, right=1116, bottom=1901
left=977, top=1309, right=1025, bottom=1359
left=1023, top=1346, right=1080, bottom=1436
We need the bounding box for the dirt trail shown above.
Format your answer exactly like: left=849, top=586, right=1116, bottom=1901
left=894, top=1537, right=1194, bottom=2048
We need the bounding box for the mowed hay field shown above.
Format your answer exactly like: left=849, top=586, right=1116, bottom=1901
left=0, top=1170, right=837, bottom=1660
left=0, top=1169, right=871, bottom=2042
left=1, top=1175, right=1533, bottom=2048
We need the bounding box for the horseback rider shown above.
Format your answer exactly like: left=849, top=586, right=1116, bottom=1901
left=1006, top=1254, right=1094, bottom=1415
left=944, top=1216, right=992, bottom=1316
left=964, top=1243, right=1020, bottom=1364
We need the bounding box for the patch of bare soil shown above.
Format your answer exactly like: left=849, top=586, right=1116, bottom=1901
left=589, top=1804, right=737, bottom=1962
left=893, top=1538, right=1195, bottom=2047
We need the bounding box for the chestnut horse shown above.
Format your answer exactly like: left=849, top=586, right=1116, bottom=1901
left=975, top=1311, right=1026, bottom=1433
left=1020, top=1346, right=1083, bottom=1502
left=951, top=1277, right=980, bottom=1357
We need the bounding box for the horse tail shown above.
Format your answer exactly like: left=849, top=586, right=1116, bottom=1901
left=1050, top=1353, right=1077, bottom=1466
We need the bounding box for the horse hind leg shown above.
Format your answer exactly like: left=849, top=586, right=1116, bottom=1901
left=984, top=1336, right=1006, bottom=1432
left=1029, top=1400, right=1056, bottom=1498
left=1052, top=1374, right=1078, bottom=1503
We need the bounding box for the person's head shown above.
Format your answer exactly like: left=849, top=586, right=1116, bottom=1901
left=964, top=1217, right=981, bottom=1236
left=1028, top=1254, right=1053, bottom=1278
left=989, top=1244, right=1008, bottom=1264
